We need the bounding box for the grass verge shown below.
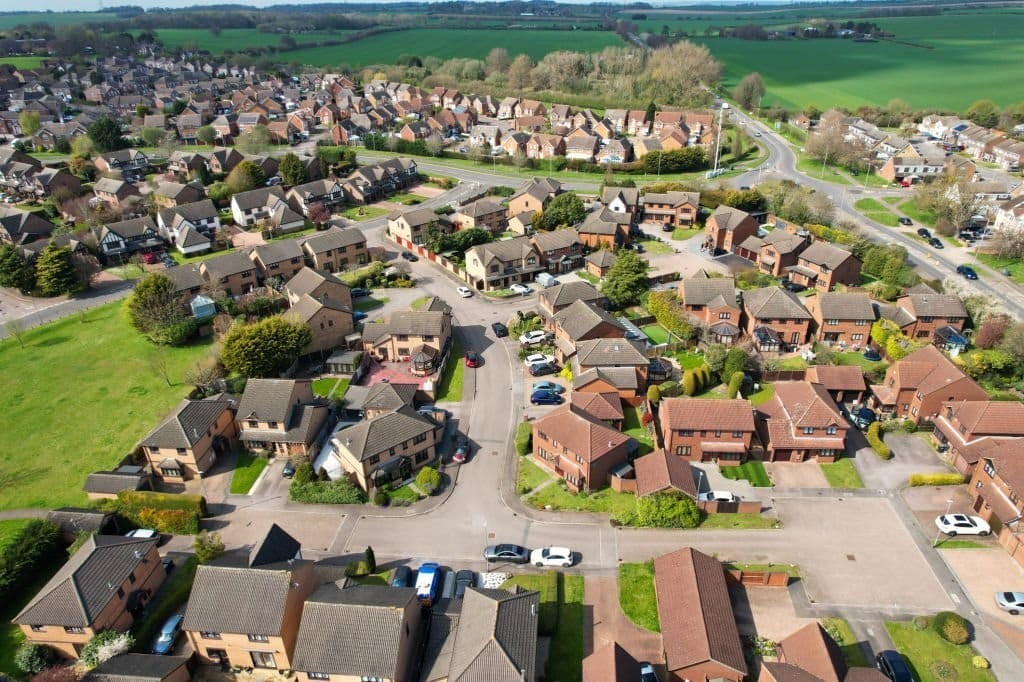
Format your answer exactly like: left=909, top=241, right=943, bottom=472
left=701, top=513, right=780, bottom=529
left=724, top=562, right=800, bottom=577
left=618, top=562, right=660, bottom=632
left=435, top=336, right=464, bottom=402
left=229, top=451, right=268, bottom=494
left=671, top=227, right=702, bottom=240
left=354, top=296, right=388, bottom=312
left=721, top=460, right=772, bottom=487
left=977, top=253, right=1024, bottom=285
left=820, top=458, right=864, bottom=489
left=518, top=458, right=552, bottom=495
left=822, top=617, right=869, bottom=667
left=638, top=239, right=673, bottom=255
left=527, top=481, right=637, bottom=523
left=339, top=205, right=388, bottom=221
left=884, top=620, right=995, bottom=682
left=935, top=539, right=992, bottom=549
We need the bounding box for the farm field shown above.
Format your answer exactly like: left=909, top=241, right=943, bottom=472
left=0, top=11, right=119, bottom=29
left=150, top=28, right=347, bottom=52
left=697, top=10, right=1024, bottom=111
left=0, top=301, right=212, bottom=511
left=286, top=28, right=624, bottom=67
left=0, top=56, right=43, bottom=69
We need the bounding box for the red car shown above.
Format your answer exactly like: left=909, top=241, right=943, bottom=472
left=464, top=351, right=481, bottom=368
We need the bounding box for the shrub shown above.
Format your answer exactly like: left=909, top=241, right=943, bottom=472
left=908, top=473, right=965, bottom=487
left=723, top=347, right=747, bottom=381
left=292, top=461, right=314, bottom=485
left=0, top=519, right=61, bottom=606
left=289, top=478, right=368, bottom=504
left=635, top=492, right=702, bottom=528
left=646, top=385, right=661, bottom=404
left=682, top=370, right=697, bottom=396
left=913, top=615, right=930, bottom=631
left=344, top=560, right=371, bottom=577
left=866, top=422, right=891, bottom=460
left=659, top=380, right=681, bottom=397
left=933, top=611, right=970, bottom=644
left=646, top=291, right=694, bottom=341
left=364, top=546, right=377, bottom=573
left=192, top=531, right=225, bottom=563
left=80, top=630, right=134, bottom=668
left=373, top=490, right=390, bottom=506
left=515, top=421, right=533, bottom=455
left=727, top=371, right=744, bottom=398
left=973, top=655, right=990, bottom=669
left=696, top=364, right=712, bottom=390
left=15, top=642, right=56, bottom=675
left=416, top=466, right=441, bottom=495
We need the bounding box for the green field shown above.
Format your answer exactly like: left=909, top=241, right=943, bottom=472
left=287, top=28, right=624, bottom=67
left=0, top=56, right=43, bottom=69
left=0, top=11, right=119, bottom=29
left=151, top=28, right=347, bottom=53
left=0, top=301, right=211, bottom=510
left=699, top=10, right=1024, bottom=110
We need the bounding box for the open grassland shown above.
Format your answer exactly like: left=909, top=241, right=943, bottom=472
left=151, top=28, right=348, bottom=53
left=288, top=28, right=623, bottom=67
left=0, top=301, right=212, bottom=511
left=0, top=11, right=120, bottom=29
left=0, top=56, right=44, bottom=69
left=699, top=10, right=1024, bottom=111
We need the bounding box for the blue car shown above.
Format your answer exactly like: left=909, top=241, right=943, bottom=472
left=152, top=613, right=183, bottom=654
left=415, top=562, right=441, bottom=605
left=531, top=381, right=564, bottom=394
left=354, top=311, right=368, bottom=322
left=531, top=390, right=562, bottom=405
left=957, top=265, right=979, bottom=280
left=391, top=565, right=412, bottom=587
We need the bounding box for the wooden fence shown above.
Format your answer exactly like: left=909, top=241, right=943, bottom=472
left=724, top=570, right=790, bottom=587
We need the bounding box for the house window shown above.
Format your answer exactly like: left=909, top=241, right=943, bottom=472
left=248, top=634, right=269, bottom=642
left=200, top=632, right=221, bottom=640
left=803, top=427, right=814, bottom=435
left=912, top=407, right=919, bottom=416
left=250, top=651, right=276, bottom=669
left=675, top=446, right=691, bottom=456
left=852, top=334, right=864, bottom=341
left=826, top=319, right=839, bottom=325
left=128, top=572, right=136, bottom=584
left=714, top=430, right=722, bottom=437
left=413, top=433, right=427, bottom=444
left=916, top=331, right=930, bottom=338
left=719, top=312, right=731, bottom=319
left=732, top=431, right=743, bottom=438
left=268, top=421, right=278, bottom=429
left=415, top=450, right=430, bottom=464
left=856, top=319, right=868, bottom=326
left=820, top=449, right=837, bottom=457
left=64, top=627, right=84, bottom=634
left=677, top=430, right=693, bottom=437
left=247, top=420, right=258, bottom=428
left=309, top=674, right=330, bottom=681
left=902, top=404, right=910, bottom=412
left=176, top=447, right=186, bottom=455
left=985, top=461, right=996, bottom=478
left=116, top=587, right=124, bottom=599
left=366, top=455, right=379, bottom=466
left=149, top=446, right=160, bottom=455
left=30, top=625, right=44, bottom=632
left=576, top=455, right=584, bottom=464
left=161, top=464, right=182, bottom=477
left=827, top=426, right=837, bottom=435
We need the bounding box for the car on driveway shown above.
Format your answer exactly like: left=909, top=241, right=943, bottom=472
left=282, top=460, right=296, bottom=478
left=875, top=650, right=913, bottom=681
left=491, top=322, right=509, bottom=338
left=391, top=565, right=412, bottom=587
left=781, top=278, right=806, bottom=293
left=142, top=252, right=160, bottom=264
left=898, top=217, right=913, bottom=226
left=484, top=544, right=531, bottom=564
left=935, top=513, right=991, bottom=536
left=400, top=251, right=419, bottom=262
left=152, top=613, right=183, bottom=655
left=510, top=283, right=532, bottom=295
left=852, top=406, right=877, bottom=430
left=916, top=227, right=932, bottom=239
left=519, top=330, right=548, bottom=346
left=528, top=362, right=556, bottom=377
left=697, top=491, right=739, bottom=502
left=464, top=351, right=481, bottom=368
left=956, top=265, right=978, bottom=280
left=531, top=390, right=562, bottom=405
left=929, top=237, right=944, bottom=249
left=996, top=591, right=1024, bottom=614
left=531, top=546, right=574, bottom=568
left=457, top=286, right=473, bottom=298
left=524, top=353, right=556, bottom=367
left=531, top=380, right=564, bottom=394
left=640, top=663, right=658, bottom=682
left=453, top=437, right=470, bottom=463
left=351, top=287, right=371, bottom=297
left=454, top=570, right=476, bottom=598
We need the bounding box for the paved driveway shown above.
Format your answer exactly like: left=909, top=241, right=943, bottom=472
left=943, top=548, right=1024, bottom=630
left=765, top=462, right=828, bottom=489
left=854, top=432, right=953, bottom=491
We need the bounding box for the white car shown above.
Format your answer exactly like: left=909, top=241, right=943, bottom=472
left=697, top=491, right=739, bottom=503
left=510, top=283, right=532, bottom=295
left=524, top=353, right=556, bottom=367
left=996, top=591, right=1024, bottom=615
left=519, top=330, right=548, bottom=346
left=531, top=546, right=574, bottom=568
left=934, top=513, right=991, bottom=536
left=456, top=286, right=473, bottom=298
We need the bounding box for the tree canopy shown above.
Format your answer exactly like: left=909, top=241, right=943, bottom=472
left=126, top=272, right=193, bottom=345
left=539, top=192, right=586, bottom=230
left=235, top=124, right=271, bottom=155
left=601, top=249, right=649, bottom=308
left=278, top=152, right=306, bottom=186
left=733, top=72, right=766, bottom=111
left=87, top=116, right=126, bottom=153
left=226, top=160, right=267, bottom=194
left=0, top=244, right=36, bottom=293
left=34, top=243, right=80, bottom=297
left=221, top=316, right=312, bottom=377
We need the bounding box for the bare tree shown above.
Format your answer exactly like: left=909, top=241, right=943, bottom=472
left=184, top=356, right=224, bottom=393
left=425, top=133, right=445, bottom=158
left=385, top=134, right=400, bottom=152
left=149, top=348, right=173, bottom=386
left=4, top=317, right=26, bottom=347
left=72, top=253, right=102, bottom=289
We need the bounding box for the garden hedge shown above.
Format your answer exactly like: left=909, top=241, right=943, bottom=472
left=908, top=473, right=965, bottom=487
left=866, top=422, right=891, bottom=460
left=515, top=421, right=533, bottom=455
left=0, top=520, right=62, bottom=606
left=933, top=611, right=970, bottom=644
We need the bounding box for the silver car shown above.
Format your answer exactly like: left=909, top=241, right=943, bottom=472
left=996, top=591, right=1024, bottom=615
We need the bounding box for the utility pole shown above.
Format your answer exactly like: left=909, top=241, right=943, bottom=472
left=712, top=103, right=728, bottom=177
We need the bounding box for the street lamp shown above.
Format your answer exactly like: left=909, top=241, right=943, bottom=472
left=696, top=468, right=706, bottom=495
left=933, top=498, right=953, bottom=547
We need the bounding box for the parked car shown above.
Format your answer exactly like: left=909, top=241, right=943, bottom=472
left=531, top=546, right=574, bottom=568
left=528, top=362, right=557, bottom=377
left=853, top=406, right=877, bottom=430
left=282, top=460, right=296, bottom=478
left=996, top=591, right=1024, bottom=614
left=916, top=227, right=932, bottom=239
left=415, top=562, right=441, bottom=605
left=456, top=286, right=473, bottom=298
left=151, top=613, right=184, bottom=655
left=875, top=650, right=913, bottom=682
left=464, top=351, right=481, bottom=368
left=142, top=252, right=160, bottom=264
left=453, top=437, right=470, bottom=463
left=531, top=381, right=564, bottom=394
left=928, top=237, right=944, bottom=249
left=353, top=311, right=368, bottom=322
left=530, top=389, right=562, bottom=405
left=519, top=330, right=548, bottom=346
left=483, top=544, right=531, bottom=564
left=265, top=175, right=283, bottom=186
left=934, top=513, right=991, bottom=536
left=125, top=529, right=159, bottom=539
left=441, top=569, right=457, bottom=600
left=640, top=662, right=658, bottom=682
left=524, top=353, right=556, bottom=367
left=862, top=349, right=882, bottom=362
left=351, top=287, right=372, bottom=297
left=898, top=217, right=913, bottom=226
left=958, top=230, right=977, bottom=242
left=401, top=251, right=419, bottom=262
left=697, top=491, right=739, bottom=503
left=391, top=565, right=413, bottom=588
left=161, top=557, right=175, bottom=572
left=454, top=570, right=476, bottom=598
left=510, top=283, right=532, bottom=295
left=956, top=265, right=979, bottom=280
left=781, top=278, right=806, bottom=293
left=491, top=322, right=509, bottom=338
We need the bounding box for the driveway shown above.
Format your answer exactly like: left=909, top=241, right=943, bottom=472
left=731, top=584, right=818, bottom=642
left=853, top=432, right=954, bottom=491
left=765, top=462, right=828, bottom=489
left=942, top=548, right=1024, bottom=633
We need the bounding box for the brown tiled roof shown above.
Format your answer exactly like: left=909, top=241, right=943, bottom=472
left=572, top=366, right=639, bottom=391
left=183, top=563, right=306, bottom=636
left=813, top=292, right=876, bottom=321
left=532, top=406, right=631, bottom=463
left=762, top=230, right=808, bottom=255
left=553, top=299, right=624, bottom=341
left=805, top=366, right=866, bottom=393
left=941, top=401, right=1024, bottom=437
left=708, top=204, right=753, bottom=231
left=759, top=382, right=844, bottom=428
left=899, top=292, right=967, bottom=319
left=569, top=391, right=624, bottom=423
left=681, top=276, right=737, bottom=308
left=760, top=662, right=828, bottom=682
left=575, top=338, right=648, bottom=367
left=799, top=241, right=858, bottom=269
left=654, top=547, right=746, bottom=676
left=540, top=280, right=603, bottom=308
left=660, top=397, right=755, bottom=432
left=894, top=346, right=986, bottom=398
left=775, top=623, right=847, bottom=682
left=581, top=642, right=641, bottom=682
left=635, top=449, right=697, bottom=498
left=743, top=287, right=812, bottom=321
left=138, top=396, right=235, bottom=449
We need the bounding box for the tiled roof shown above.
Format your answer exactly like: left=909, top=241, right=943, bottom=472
left=533, top=406, right=631, bottom=463
left=799, top=241, right=857, bottom=269
left=83, top=470, right=148, bottom=495
left=553, top=299, right=624, bottom=341
left=301, top=225, right=366, bottom=252
left=467, top=235, right=539, bottom=264
left=288, top=293, right=351, bottom=322
left=164, top=262, right=203, bottom=292
left=46, top=507, right=114, bottom=535
left=743, top=287, right=812, bottom=321
left=334, top=405, right=437, bottom=462
left=876, top=302, right=917, bottom=328
left=284, top=267, right=349, bottom=300
left=291, top=583, right=416, bottom=677
left=252, top=238, right=304, bottom=265
left=642, top=190, right=698, bottom=207
left=358, top=382, right=419, bottom=412
left=539, top=280, right=602, bottom=308
left=575, top=338, right=648, bottom=367
left=582, top=642, right=641, bottom=682
left=85, top=654, right=190, bottom=682
left=389, top=205, right=439, bottom=228
left=900, top=292, right=968, bottom=319
left=708, top=204, right=753, bottom=231
left=941, top=401, right=1024, bottom=437
left=635, top=449, right=697, bottom=498
left=183, top=563, right=302, bottom=635
left=531, top=228, right=582, bottom=253
left=661, top=397, right=755, bottom=432
left=804, top=366, right=866, bottom=393
left=585, top=250, right=616, bottom=268
left=578, top=207, right=628, bottom=235
left=237, top=379, right=311, bottom=423
left=14, top=536, right=157, bottom=627
left=103, top=216, right=156, bottom=239
left=654, top=547, right=747, bottom=676
left=813, top=292, right=876, bottom=321
left=232, top=185, right=286, bottom=211
left=569, top=391, right=624, bottom=423
left=138, top=396, right=235, bottom=449
left=385, top=310, right=448, bottom=337
left=458, top=197, right=504, bottom=218
left=158, top=198, right=217, bottom=225
left=762, top=230, right=808, bottom=254
left=895, top=346, right=986, bottom=397
left=447, top=588, right=540, bottom=682
left=572, top=366, right=639, bottom=391
left=775, top=622, right=847, bottom=682
left=759, top=381, right=844, bottom=428
left=681, top=276, right=737, bottom=307
left=201, top=250, right=256, bottom=278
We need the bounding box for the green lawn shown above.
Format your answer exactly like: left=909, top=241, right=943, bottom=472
left=935, top=539, right=992, bottom=550
left=527, top=482, right=638, bottom=524
left=977, top=254, right=1024, bottom=285
left=820, top=458, right=864, bottom=489
left=575, top=270, right=600, bottom=284
left=0, top=55, right=43, bottom=69
left=435, top=336, right=465, bottom=402
left=794, top=153, right=853, bottom=185
left=720, top=461, right=772, bottom=487
left=518, top=457, right=553, bottom=495
left=385, top=191, right=429, bottom=205
left=777, top=356, right=809, bottom=370
left=168, top=248, right=236, bottom=265
left=855, top=197, right=901, bottom=227
left=339, top=205, right=389, bottom=221
left=354, top=296, right=388, bottom=312
left=638, top=239, right=673, bottom=255
left=885, top=620, right=996, bottom=682
left=828, top=348, right=889, bottom=374
left=312, top=377, right=349, bottom=399
left=0, top=519, right=33, bottom=551
left=150, top=27, right=343, bottom=52
left=641, top=324, right=670, bottom=345
left=748, top=382, right=775, bottom=407
left=0, top=301, right=212, bottom=510
left=701, top=513, right=780, bottom=529
left=674, top=350, right=706, bottom=370
left=501, top=572, right=585, bottom=682
left=623, top=406, right=654, bottom=456
left=230, top=451, right=269, bottom=494
left=387, top=483, right=422, bottom=505
left=619, top=562, right=660, bottom=632
left=823, top=617, right=870, bottom=668
left=671, top=227, right=702, bottom=241
left=898, top=199, right=938, bottom=227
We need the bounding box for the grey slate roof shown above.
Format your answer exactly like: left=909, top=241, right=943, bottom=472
left=182, top=563, right=304, bottom=635
left=466, top=235, right=539, bottom=264
left=252, top=238, right=304, bottom=265
left=14, top=535, right=157, bottom=627
left=539, top=280, right=602, bottom=308
left=553, top=299, right=624, bottom=341
left=815, top=292, right=876, bottom=321
left=284, top=267, right=349, bottom=299
left=102, top=216, right=156, bottom=239
left=901, top=292, right=968, bottom=318
left=458, top=197, right=504, bottom=218
left=301, top=225, right=367, bottom=252
left=446, top=587, right=540, bottom=682
left=575, top=338, right=648, bottom=367
left=201, top=250, right=256, bottom=278
left=799, top=241, right=857, bottom=269
left=165, top=262, right=203, bottom=292
left=46, top=507, right=116, bottom=536
left=137, top=396, right=235, bottom=449
left=83, top=469, right=149, bottom=495
left=85, top=654, right=190, bottom=682
left=158, top=198, right=217, bottom=227
left=237, top=378, right=311, bottom=423
left=355, top=382, right=419, bottom=412
left=743, top=287, right=812, bottom=321
left=335, top=405, right=437, bottom=462
left=232, top=185, right=286, bottom=211
left=292, top=583, right=416, bottom=677
left=681, top=276, right=737, bottom=307
left=385, top=310, right=448, bottom=337
left=531, top=228, right=582, bottom=253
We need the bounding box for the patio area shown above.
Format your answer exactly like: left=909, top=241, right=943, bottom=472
left=360, top=357, right=437, bottom=390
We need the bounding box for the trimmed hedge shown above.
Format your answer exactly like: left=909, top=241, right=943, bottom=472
left=727, top=371, right=744, bottom=398
left=682, top=370, right=697, bottom=396
left=933, top=611, right=970, bottom=644
left=0, top=520, right=62, bottom=611
left=515, top=421, right=533, bottom=456
left=909, top=473, right=965, bottom=487
left=659, top=380, right=681, bottom=398
left=866, top=422, right=891, bottom=460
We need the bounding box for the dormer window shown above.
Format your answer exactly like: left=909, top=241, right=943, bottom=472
left=826, top=426, right=837, bottom=435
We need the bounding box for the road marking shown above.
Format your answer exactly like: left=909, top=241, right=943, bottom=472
left=950, top=593, right=961, bottom=605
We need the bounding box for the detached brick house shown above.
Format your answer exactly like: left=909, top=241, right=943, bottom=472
left=756, top=381, right=848, bottom=462
left=659, top=398, right=756, bottom=465
left=360, top=309, right=452, bottom=371
left=550, top=299, right=626, bottom=362
left=200, top=251, right=259, bottom=296
left=577, top=208, right=631, bottom=250
left=967, top=443, right=1024, bottom=567
left=679, top=275, right=741, bottom=345
left=572, top=338, right=650, bottom=395
left=137, top=395, right=238, bottom=482
left=506, top=177, right=562, bottom=218
left=250, top=240, right=306, bottom=282
left=735, top=230, right=808, bottom=277
left=531, top=228, right=584, bottom=274
left=932, top=401, right=1024, bottom=475
left=869, top=345, right=988, bottom=423
left=387, top=206, right=452, bottom=247
left=332, top=406, right=444, bottom=492
left=464, top=236, right=544, bottom=292
left=803, top=292, right=876, bottom=346
left=741, top=287, right=812, bottom=352
left=532, top=406, right=633, bottom=491
left=703, top=205, right=758, bottom=254
left=452, top=198, right=506, bottom=233
left=14, top=536, right=165, bottom=659
left=641, top=191, right=699, bottom=228
left=894, top=289, right=968, bottom=341
left=300, top=225, right=368, bottom=273
left=236, top=379, right=331, bottom=456
left=786, top=242, right=862, bottom=292
left=538, top=280, right=605, bottom=318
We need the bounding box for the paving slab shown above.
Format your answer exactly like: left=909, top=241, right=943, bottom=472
left=765, top=462, right=828, bottom=489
